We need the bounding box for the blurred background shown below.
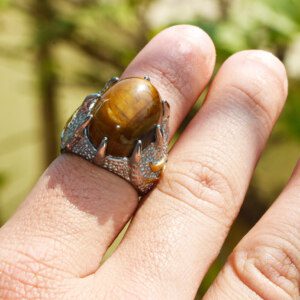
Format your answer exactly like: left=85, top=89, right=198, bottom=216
left=0, top=0, right=299, bottom=297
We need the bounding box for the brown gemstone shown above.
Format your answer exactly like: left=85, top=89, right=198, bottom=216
left=88, top=77, right=162, bottom=157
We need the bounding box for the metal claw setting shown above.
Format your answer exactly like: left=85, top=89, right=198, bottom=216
left=61, top=76, right=169, bottom=195
left=93, top=136, right=108, bottom=165
left=130, top=140, right=142, bottom=165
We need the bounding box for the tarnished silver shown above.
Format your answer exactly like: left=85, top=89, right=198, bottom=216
left=60, top=76, right=169, bottom=195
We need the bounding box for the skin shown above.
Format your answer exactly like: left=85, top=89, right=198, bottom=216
left=0, top=24, right=298, bottom=299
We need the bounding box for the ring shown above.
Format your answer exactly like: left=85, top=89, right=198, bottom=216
left=60, top=76, right=170, bottom=195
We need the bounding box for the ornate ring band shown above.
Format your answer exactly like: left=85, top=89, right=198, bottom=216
left=60, top=76, right=170, bottom=195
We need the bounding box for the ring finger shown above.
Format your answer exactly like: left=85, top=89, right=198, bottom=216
left=0, top=24, right=215, bottom=293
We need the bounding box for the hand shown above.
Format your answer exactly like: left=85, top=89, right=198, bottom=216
left=0, top=25, right=295, bottom=300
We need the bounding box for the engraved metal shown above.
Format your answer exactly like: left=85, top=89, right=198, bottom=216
left=61, top=76, right=169, bottom=195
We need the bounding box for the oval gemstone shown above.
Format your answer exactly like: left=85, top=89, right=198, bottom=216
left=88, top=77, right=162, bottom=157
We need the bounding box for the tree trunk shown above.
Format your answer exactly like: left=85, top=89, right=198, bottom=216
left=33, top=0, right=59, bottom=167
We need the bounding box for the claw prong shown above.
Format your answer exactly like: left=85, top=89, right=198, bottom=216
left=149, top=156, right=167, bottom=173
left=65, top=115, right=93, bottom=150
left=111, top=76, right=120, bottom=83
left=93, top=137, right=108, bottom=165
left=100, top=77, right=120, bottom=94
left=82, top=93, right=100, bottom=111
left=84, top=93, right=100, bottom=103
left=75, top=115, right=93, bottom=137
left=155, top=124, right=164, bottom=147
left=131, top=140, right=142, bottom=164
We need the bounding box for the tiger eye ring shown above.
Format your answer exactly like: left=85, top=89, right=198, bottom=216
left=61, top=76, right=170, bottom=195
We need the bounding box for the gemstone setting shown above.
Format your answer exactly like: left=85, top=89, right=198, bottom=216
left=88, top=77, right=162, bottom=157
left=61, top=76, right=169, bottom=194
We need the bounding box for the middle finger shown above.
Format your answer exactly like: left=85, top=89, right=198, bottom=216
left=97, top=50, right=288, bottom=299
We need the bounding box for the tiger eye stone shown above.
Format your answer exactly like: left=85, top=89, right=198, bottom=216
left=88, top=77, right=162, bottom=157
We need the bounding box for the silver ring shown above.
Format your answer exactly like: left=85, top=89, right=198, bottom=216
left=60, top=76, right=170, bottom=195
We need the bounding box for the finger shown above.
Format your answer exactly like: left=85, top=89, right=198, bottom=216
left=0, top=23, right=215, bottom=287
left=96, top=50, right=288, bottom=298
left=204, top=160, right=300, bottom=300
left=122, top=25, right=215, bottom=138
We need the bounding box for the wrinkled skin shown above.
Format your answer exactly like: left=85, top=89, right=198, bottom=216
left=1, top=25, right=298, bottom=300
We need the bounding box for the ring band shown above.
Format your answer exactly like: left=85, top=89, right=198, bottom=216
left=60, top=76, right=169, bottom=195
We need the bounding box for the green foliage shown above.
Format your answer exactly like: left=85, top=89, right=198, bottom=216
left=0, top=0, right=299, bottom=297
left=35, top=18, right=76, bottom=45
left=281, top=82, right=300, bottom=140
left=183, top=0, right=300, bottom=147
left=0, top=0, right=10, bottom=8
left=0, top=172, right=7, bottom=226
left=0, top=172, right=6, bottom=188
left=190, top=0, right=299, bottom=57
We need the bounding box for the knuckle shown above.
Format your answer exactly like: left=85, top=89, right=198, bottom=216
left=228, top=82, right=275, bottom=130
left=0, top=248, right=67, bottom=299
left=223, top=50, right=287, bottom=126
left=0, top=260, right=47, bottom=299
left=159, top=26, right=215, bottom=82
left=230, top=236, right=300, bottom=299
left=157, top=159, right=237, bottom=226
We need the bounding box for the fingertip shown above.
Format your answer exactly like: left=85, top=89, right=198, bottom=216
left=244, top=50, right=288, bottom=96
left=213, top=50, right=288, bottom=122
left=160, top=24, right=216, bottom=72
left=225, top=50, right=288, bottom=97
left=124, top=24, right=216, bottom=102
